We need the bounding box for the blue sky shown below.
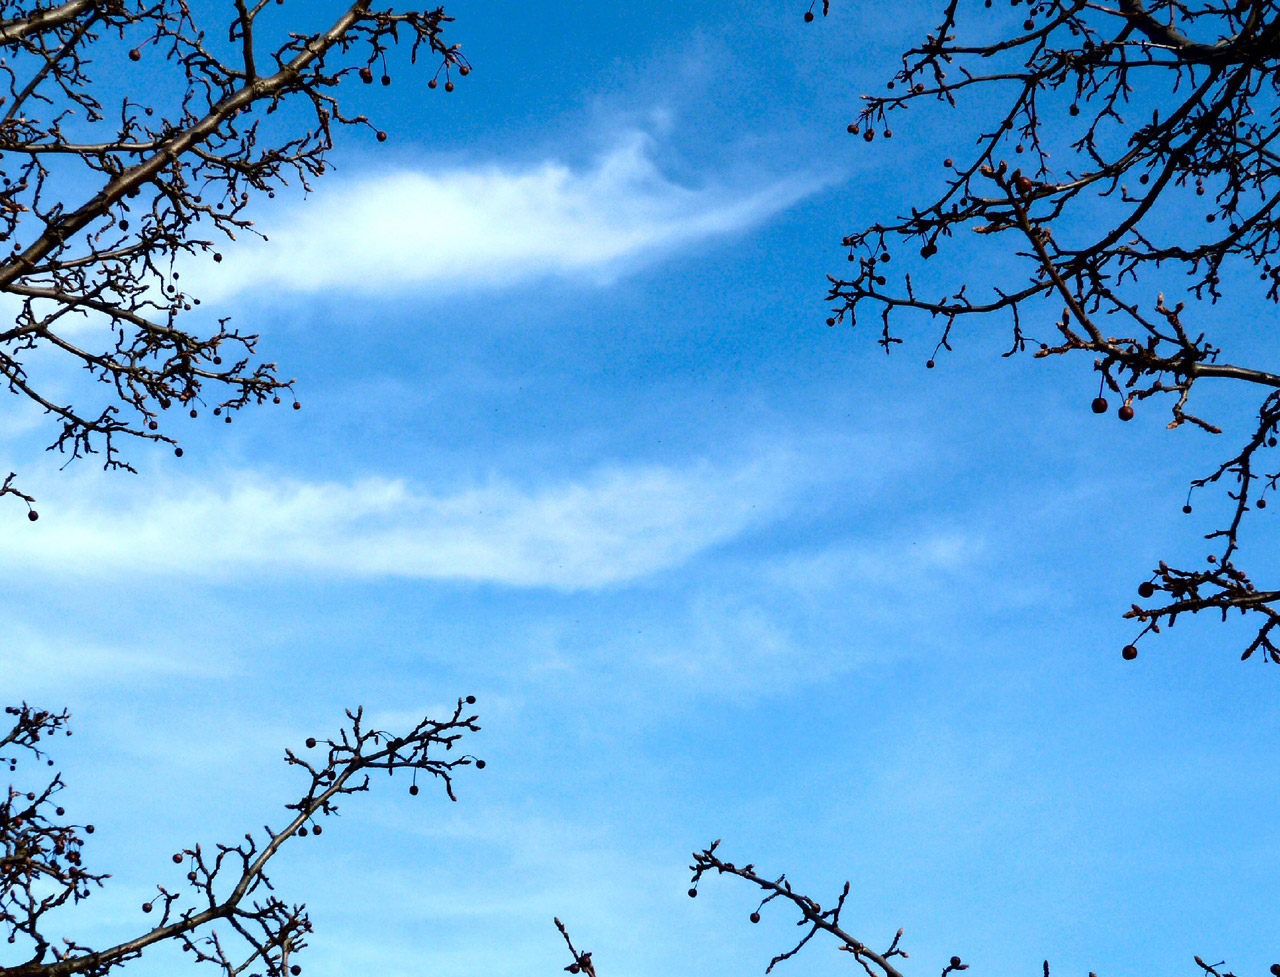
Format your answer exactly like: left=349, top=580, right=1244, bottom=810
left=3, top=2, right=1278, bottom=977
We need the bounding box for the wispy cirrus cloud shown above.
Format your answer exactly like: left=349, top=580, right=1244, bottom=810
left=189, top=131, right=822, bottom=300
left=0, top=453, right=796, bottom=589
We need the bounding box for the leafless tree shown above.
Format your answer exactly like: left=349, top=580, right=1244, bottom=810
left=0, top=698, right=484, bottom=977
left=0, top=0, right=469, bottom=521
left=807, top=0, right=1280, bottom=661
left=549, top=3, right=1280, bottom=974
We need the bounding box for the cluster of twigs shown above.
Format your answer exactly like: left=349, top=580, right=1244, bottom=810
left=0, top=0, right=469, bottom=519
left=558, top=838, right=1274, bottom=977
left=1, top=698, right=483, bottom=977
left=816, top=0, right=1280, bottom=660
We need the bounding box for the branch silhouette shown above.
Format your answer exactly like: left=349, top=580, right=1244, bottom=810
left=814, top=0, right=1280, bottom=660
left=0, top=0, right=470, bottom=519
left=1, top=698, right=484, bottom=977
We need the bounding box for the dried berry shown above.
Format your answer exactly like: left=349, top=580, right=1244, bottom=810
left=1091, top=397, right=1108, bottom=414
left=1138, top=581, right=1155, bottom=598
left=1122, top=645, right=1138, bottom=661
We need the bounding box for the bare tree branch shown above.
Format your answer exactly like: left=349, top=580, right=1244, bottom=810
left=1, top=697, right=485, bottom=977
left=815, top=0, right=1280, bottom=660
left=0, top=0, right=471, bottom=516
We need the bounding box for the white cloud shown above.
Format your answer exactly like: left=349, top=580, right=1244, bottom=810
left=0, top=131, right=820, bottom=337
left=187, top=132, right=821, bottom=299
left=0, top=454, right=795, bottom=589
left=768, top=531, right=986, bottom=596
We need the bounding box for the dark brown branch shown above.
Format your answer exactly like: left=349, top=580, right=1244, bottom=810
left=0, top=0, right=470, bottom=513
left=821, top=0, right=1280, bottom=661
left=2, top=698, right=485, bottom=977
